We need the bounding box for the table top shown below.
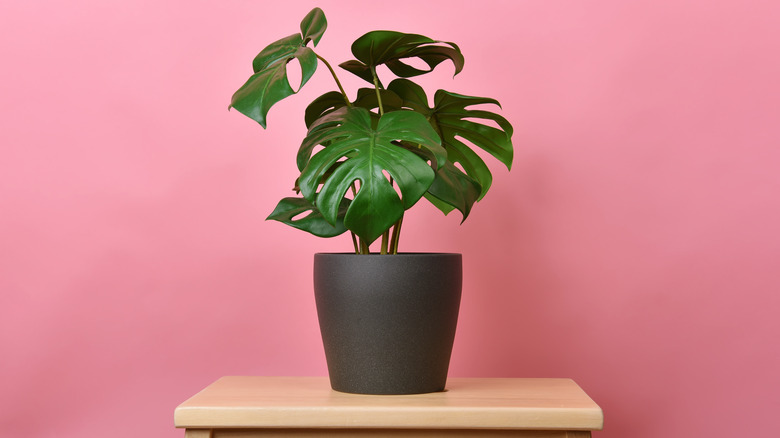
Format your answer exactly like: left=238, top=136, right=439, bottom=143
left=174, top=377, right=603, bottom=431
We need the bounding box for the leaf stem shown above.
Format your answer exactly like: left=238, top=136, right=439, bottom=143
left=380, top=174, right=395, bottom=254
left=315, top=53, right=351, bottom=106
left=370, top=66, right=384, bottom=115
left=351, top=232, right=359, bottom=254
left=380, top=231, right=388, bottom=254
left=390, top=216, right=403, bottom=254
left=348, top=182, right=363, bottom=254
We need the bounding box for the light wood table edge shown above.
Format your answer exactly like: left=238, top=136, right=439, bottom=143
left=175, top=377, right=603, bottom=437
left=184, top=429, right=594, bottom=438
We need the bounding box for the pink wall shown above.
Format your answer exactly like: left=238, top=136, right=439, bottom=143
left=2, top=0, right=779, bottom=436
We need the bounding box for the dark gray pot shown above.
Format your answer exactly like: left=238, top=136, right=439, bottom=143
left=313, top=253, right=462, bottom=395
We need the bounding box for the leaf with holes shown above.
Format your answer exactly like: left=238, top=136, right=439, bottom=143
left=388, top=79, right=513, bottom=219
left=229, top=8, right=326, bottom=128
left=266, top=196, right=348, bottom=237
left=339, top=31, right=464, bottom=87
left=297, top=107, right=445, bottom=244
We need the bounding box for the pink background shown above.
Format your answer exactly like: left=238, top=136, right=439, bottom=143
left=2, top=0, right=779, bottom=436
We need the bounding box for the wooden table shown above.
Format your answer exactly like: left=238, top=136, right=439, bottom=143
left=174, top=376, right=603, bottom=437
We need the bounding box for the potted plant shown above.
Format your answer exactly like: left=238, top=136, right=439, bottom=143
left=229, top=8, right=513, bottom=394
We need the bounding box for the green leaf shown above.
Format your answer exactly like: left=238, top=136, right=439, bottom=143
left=386, top=44, right=464, bottom=78
left=298, top=107, right=444, bottom=244
left=352, top=88, right=404, bottom=114
left=300, top=7, right=327, bottom=46
left=297, top=107, right=351, bottom=171
left=425, top=161, right=483, bottom=221
left=338, top=60, right=377, bottom=86
left=229, top=9, right=326, bottom=128
left=267, top=196, right=348, bottom=237
left=339, top=31, right=464, bottom=85
left=304, top=91, right=347, bottom=128
left=398, top=139, right=481, bottom=221
left=387, top=79, right=513, bottom=218
left=433, top=90, right=514, bottom=169
left=424, top=192, right=456, bottom=215
left=303, top=88, right=403, bottom=129
left=250, top=34, right=304, bottom=73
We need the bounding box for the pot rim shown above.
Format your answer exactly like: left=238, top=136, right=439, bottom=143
left=314, top=251, right=461, bottom=256
left=315, top=252, right=461, bottom=256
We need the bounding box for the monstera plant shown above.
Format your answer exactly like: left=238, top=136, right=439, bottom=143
left=230, top=7, right=513, bottom=254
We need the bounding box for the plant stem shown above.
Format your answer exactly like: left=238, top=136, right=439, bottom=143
left=370, top=66, right=384, bottom=115
left=390, top=216, right=403, bottom=254
left=380, top=174, right=395, bottom=254
left=315, top=53, right=351, bottom=106
left=360, top=238, right=370, bottom=255
left=351, top=232, right=359, bottom=254
left=380, top=231, right=388, bottom=254
left=348, top=182, right=362, bottom=254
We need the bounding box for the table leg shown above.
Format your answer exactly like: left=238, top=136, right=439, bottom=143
left=185, top=429, right=213, bottom=438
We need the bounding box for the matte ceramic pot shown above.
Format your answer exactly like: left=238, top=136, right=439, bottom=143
left=313, top=253, right=462, bottom=395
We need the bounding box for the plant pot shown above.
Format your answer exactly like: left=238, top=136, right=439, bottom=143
left=313, top=253, right=462, bottom=395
